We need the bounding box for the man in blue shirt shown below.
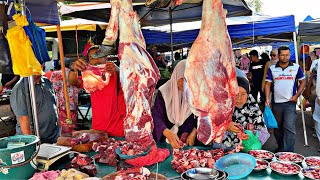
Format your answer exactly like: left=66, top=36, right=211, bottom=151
left=10, top=75, right=60, bottom=143
left=265, top=46, right=306, bottom=152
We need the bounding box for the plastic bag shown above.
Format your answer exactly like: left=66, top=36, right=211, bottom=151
left=241, top=130, right=262, bottom=152
left=264, top=106, right=278, bottom=128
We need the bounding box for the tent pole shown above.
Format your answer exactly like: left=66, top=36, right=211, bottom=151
left=17, top=0, right=40, bottom=138
left=56, top=25, right=72, bottom=133
left=169, top=7, right=173, bottom=62
left=297, top=37, right=309, bottom=147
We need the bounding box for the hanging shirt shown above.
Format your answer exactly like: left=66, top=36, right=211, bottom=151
left=50, top=68, right=79, bottom=111
left=82, top=73, right=126, bottom=137
left=6, top=14, right=42, bottom=77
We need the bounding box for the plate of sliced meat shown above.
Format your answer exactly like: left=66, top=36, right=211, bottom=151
left=305, top=156, right=320, bottom=167
left=275, top=152, right=305, bottom=164
left=253, top=159, right=269, bottom=172
left=248, top=150, right=274, bottom=161
left=302, top=166, right=320, bottom=180
left=270, top=161, right=301, bottom=176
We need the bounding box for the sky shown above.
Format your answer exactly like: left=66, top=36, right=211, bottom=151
left=261, top=0, right=320, bottom=24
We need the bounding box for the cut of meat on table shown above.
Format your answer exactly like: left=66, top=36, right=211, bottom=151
left=71, top=154, right=98, bottom=177
left=82, top=64, right=111, bottom=93
left=171, top=148, right=225, bottom=173
left=29, top=170, right=60, bottom=180
left=184, top=0, right=238, bottom=145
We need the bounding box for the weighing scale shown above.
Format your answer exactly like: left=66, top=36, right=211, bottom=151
left=36, top=143, right=78, bottom=171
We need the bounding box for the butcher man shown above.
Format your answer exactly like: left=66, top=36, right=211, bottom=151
left=69, top=45, right=126, bottom=137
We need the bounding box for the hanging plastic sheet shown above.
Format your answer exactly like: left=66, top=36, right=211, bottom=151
left=6, top=14, right=42, bottom=77
left=23, top=13, right=50, bottom=64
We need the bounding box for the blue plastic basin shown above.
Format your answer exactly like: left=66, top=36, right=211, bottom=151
left=214, top=153, right=256, bottom=179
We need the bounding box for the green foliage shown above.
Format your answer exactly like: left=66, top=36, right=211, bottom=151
left=245, top=0, right=263, bottom=13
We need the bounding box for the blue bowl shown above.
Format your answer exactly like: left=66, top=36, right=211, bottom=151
left=115, top=146, right=151, bottom=159
left=214, top=153, right=256, bottom=179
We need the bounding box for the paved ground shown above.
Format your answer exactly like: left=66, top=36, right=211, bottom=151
left=1, top=101, right=319, bottom=156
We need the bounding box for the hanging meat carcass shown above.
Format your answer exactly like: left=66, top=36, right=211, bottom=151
left=118, top=0, right=160, bottom=148
left=184, top=0, right=238, bottom=145
left=101, top=0, right=169, bottom=166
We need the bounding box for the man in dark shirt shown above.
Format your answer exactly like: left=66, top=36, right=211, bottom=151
left=248, top=50, right=266, bottom=108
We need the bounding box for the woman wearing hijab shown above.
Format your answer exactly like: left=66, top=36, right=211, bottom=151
left=220, top=77, right=270, bottom=150
left=152, top=60, right=197, bottom=149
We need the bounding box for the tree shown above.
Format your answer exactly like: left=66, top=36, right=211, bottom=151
left=245, top=0, right=263, bottom=13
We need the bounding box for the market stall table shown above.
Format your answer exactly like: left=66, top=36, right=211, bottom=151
left=50, top=141, right=310, bottom=179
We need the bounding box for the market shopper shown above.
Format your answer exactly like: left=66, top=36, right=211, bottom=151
left=218, top=76, right=269, bottom=150
left=310, top=67, right=320, bottom=151
left=152, top=60, right=197, bottom=149
left=262, top=49, right=279, bottom=92
left=265, top=46, right=306, bottom=152
left=248, top=50, right=266, bottom=108
left=10, top=75, right=60, bottom=143
left=69, top=45, right=126, bottom=137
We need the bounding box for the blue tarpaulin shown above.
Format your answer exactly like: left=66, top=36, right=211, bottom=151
left=142, top=15, right=296, bottom=46
left=7, top=0, right=60, bottom=25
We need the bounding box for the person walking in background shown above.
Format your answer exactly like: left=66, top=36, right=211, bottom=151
left=265, top=46, right=306, bottom=152
left=260, top=52, right=270, bottom=64
left=310, top=65, right=320, bottom=151
left=248, top=50, right=266, bottom=109
left=262, top=49, right=279, bottom=92
left=239, top=54, right=250, bottom=74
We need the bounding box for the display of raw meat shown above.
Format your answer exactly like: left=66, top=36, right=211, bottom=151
left=303, top=167, right=320, bottom=180
left=275, top=152, right=305, bottom=163
left=305, top=156, right=320, bottom=167
left=184, top=0, right=238, bottom=145
left=171, top=148, right=225, bottom=173
left=82, top=64, right=111, bottom=93
left=120, top=143, right=148, bottom=156
left=254, top=159, right=268, bottom=170
left=112, top=167, right=150, bottom=180
left=29, top=170, right=61, bottom=180
left=93, top=138, right=126, bottom=166
left=248, top=150, right=274, bottom=160
left=270, top=161, right=301, bottom=175
left=71, top=154, right=97, bottom=176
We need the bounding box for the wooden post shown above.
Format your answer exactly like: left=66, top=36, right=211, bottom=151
left=56, top=25, right=71, bottom=124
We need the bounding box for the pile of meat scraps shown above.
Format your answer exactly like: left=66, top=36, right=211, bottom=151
left=171, top=148, right=225, bottom=173
left=71, top=154, right=97, bottom=176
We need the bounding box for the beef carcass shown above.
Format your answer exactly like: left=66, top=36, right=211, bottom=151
left=118, top=0, right=171, bottom=166
left=118, top=0, right=159, bottom=149
left=100, top=0, right=169, bottom=166
left=184, top=0, right=238, bottom=145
